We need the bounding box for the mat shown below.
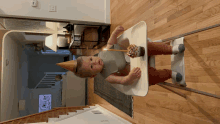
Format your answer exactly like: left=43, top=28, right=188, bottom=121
left=94, top=73, right=133, bottom=118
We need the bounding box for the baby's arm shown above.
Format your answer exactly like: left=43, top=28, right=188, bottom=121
left=105, top=74, right=129, bottom=85
left=106, top=26, right=124, bottom=49
left=105, top=67, right=141, bottom=85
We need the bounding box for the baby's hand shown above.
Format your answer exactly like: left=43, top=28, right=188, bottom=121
left=123, top=67, right=141, bottom=85
left=113, top=26, right=124, bottom=36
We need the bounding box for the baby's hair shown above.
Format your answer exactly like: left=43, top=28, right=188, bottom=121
left=55, top=75, right=62, bottom=81
left=74, top=56, right=93, bottom=78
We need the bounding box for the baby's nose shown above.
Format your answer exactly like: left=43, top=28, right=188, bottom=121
left=93, top=60, right=98, bottom=65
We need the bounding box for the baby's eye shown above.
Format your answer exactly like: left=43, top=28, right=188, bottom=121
left=90, top=58, right=92, bottom=61
left=91, top=65, right=93, bottom=69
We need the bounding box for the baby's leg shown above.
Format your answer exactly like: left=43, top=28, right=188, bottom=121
left=148, top=41, right=173, bottom=56
left=148, top=66, right=172, bottom=85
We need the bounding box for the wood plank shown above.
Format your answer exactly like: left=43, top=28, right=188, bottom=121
left=203, top=0, right=220, bottom=11
left=149, top=84, right=192, bottom=95
left=197, top=14, right=220, bottom=30
left=195, top=3, right=220, bottom=24
left=189, top=92, right=220, bottom=109
left=151, top=32, right=172, bottom=41
left=156, top=64, right=220, bottom=77
left=177, top=0, right=195, bottom=10
left=133, top=111, right=170, bottom=124
left=154, top=7, right=178, bottom=24
left=154, top=1, right=179, bottom=24
left=216, top=91, right=220, bottom=95
left=134, top=101, right=214, bottom=124
left=186, top=36, right=220, bottom=49
left=148, top=6, right=203, bottom=38
left=154, top=18, right=168, bottom=29
left=144, top=92, right=220, bottom=119
left=186, top=82, right=220, bottom=94
left=167, top=6, right=191, bottom=22
left=185, top=67, right=220, bottom=77
left=171, top=22, right=197, bottom=37
left=116, top=0, right=151, bottom=25
left=154, top=0, right=178, bottom=14
left=177, top=0, right=188, bottom=6
left=178, top=0, right=212, bottom=11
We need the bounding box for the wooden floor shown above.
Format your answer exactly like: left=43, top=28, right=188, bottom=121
left=87, top=0, right=220, bottom=124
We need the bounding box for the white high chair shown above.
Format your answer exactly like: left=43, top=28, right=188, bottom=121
left=109, top=21, right=150, bottom=96
left=110, top=21, right=186, bottom=96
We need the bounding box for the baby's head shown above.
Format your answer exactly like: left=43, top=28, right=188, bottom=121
left=57, top=56, right=104, bottom=78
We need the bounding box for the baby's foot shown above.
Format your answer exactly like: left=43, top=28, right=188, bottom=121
left=172, top=71, right=182, bottom=82
left=172, top=44, right=185, bottom=55
left=112, top=26, right=124, bottom=36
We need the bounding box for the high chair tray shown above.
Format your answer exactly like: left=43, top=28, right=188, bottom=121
left=110, top=21, right=149, bottom=96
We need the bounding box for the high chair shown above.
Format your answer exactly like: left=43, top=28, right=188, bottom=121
left=110, top=21, right=186, bottom=96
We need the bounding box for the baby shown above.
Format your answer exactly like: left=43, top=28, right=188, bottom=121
left=57, top=26, right=185, bottom=86
left=57, top=26, right=141, bottom=85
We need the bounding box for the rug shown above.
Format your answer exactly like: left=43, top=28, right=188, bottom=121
left=94, top=73, right=133, bottom=118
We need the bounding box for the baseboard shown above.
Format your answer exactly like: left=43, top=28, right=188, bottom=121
left=85, top=78, right=88, bottom=105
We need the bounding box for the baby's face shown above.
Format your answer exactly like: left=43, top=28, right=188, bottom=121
left=80, top=56, right=104, bottom=76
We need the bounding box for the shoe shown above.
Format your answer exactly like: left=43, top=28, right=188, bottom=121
left=172, top=44, right=185, bottom=55
left=172, top=71, right=182, bottom=82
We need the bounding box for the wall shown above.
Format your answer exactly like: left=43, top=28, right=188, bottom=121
left=1, top=32, right=22, bottom=121
left=28, top=55, right=67, bottom=88
left=65, top=71, right=85, bottom=107
left=17, top=44, right=30, bottom=117
left=57, top=105, right=132, bottom=124
left=27, top=85, right=62, bottom=115
left=0, top=0, right=110, bottom=24
left=17, top=46, right=29, bottom=100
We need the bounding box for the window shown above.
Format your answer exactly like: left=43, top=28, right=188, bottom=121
left=39, top=94, right=52, bottom=113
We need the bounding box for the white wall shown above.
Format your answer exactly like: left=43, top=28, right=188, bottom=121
left=0, top=0, right=110, bottom=24
left=17, top=47, right=30, bottom=117
left=1, top=32, right=23, bottom=121
left=27, top=86, right=62, bottom=115
left=17, top=45, right=29, bottom=100
left=65, top=71, right=85, bottom=107
left=57, top=105, right=132, bottom=124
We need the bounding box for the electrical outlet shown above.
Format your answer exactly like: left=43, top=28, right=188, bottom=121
left=49, top=4, right=56, bottom=12
left=31, top=0, right=38, bottom=7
